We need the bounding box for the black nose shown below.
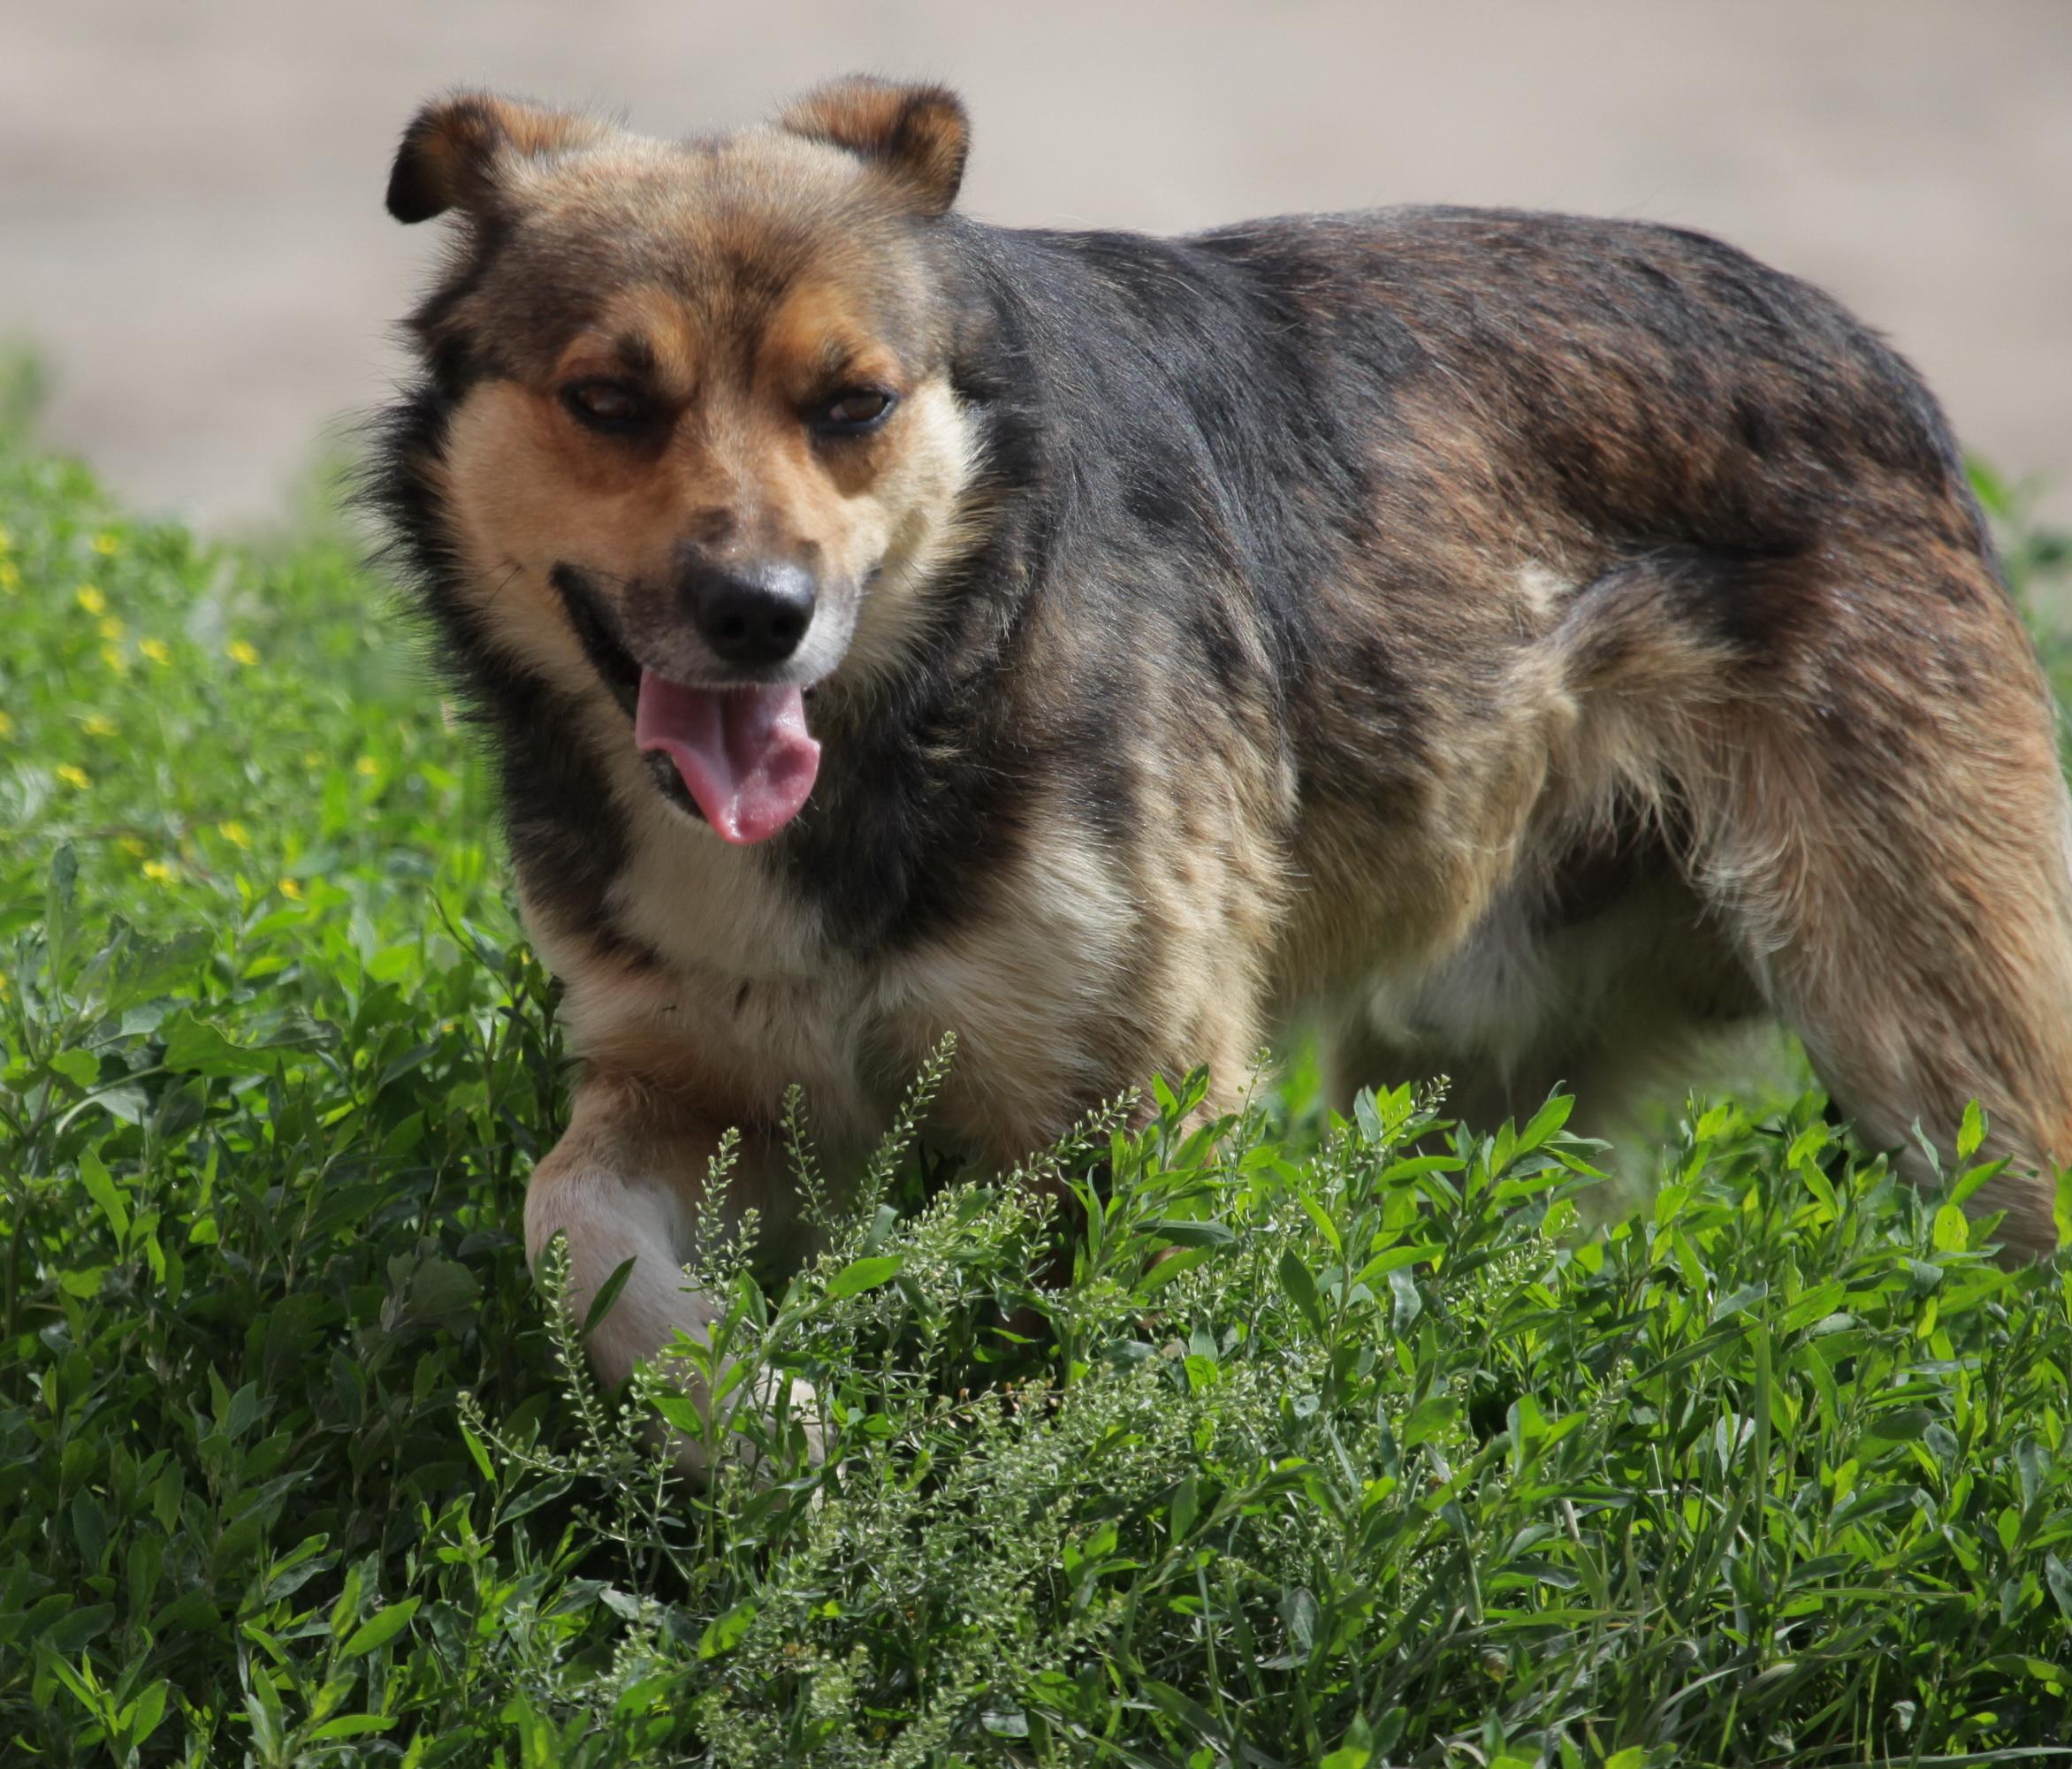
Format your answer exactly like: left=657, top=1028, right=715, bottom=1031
left=679, top=559, right=817, bottom=667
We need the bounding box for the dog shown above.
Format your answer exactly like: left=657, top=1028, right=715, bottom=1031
left=373, top=77, right=2072, bottom=1467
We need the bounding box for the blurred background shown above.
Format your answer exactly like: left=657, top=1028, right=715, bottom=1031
left=4, top=0, right=2068, bottom=531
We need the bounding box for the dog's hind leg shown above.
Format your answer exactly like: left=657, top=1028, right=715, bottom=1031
left=523, top=1071, right=820, bottom=1476
left=1613, top=535, right=2072, bottom=1254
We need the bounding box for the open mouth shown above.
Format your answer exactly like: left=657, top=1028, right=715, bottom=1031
left=550, top=565, right=822, bottom=845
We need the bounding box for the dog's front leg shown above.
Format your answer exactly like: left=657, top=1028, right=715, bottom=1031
left=522, top=1070, right=818, bottom=1478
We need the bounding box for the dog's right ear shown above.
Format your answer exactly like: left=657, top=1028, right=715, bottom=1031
left=386, top=93, right=603, bottom=224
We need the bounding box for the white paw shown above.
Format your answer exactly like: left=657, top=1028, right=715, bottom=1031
left=649, top=1356, right=824, bottom=1483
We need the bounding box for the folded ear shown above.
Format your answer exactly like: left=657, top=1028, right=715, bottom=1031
left=386, top=92, right=605, bottom=224
left=777, top=77, right=969, bottom=217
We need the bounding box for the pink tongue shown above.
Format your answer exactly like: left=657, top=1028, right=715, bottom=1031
left=634, top=668, right=821, bottom=844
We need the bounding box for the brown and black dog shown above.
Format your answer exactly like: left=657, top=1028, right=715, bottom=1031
left=373, top=78, right=2072, bottom=1464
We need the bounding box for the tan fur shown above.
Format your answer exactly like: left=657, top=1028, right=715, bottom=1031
left=438, top=280, right=979, bottom=705
left=774, top=78, right=969, bottom=218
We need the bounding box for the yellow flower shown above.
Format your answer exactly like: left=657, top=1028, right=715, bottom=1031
left=355, top=755, right=380, bottom=777
left=81, top=713, right=117, bottom=737
left=75, top=584, right=108, bottom=616
left=97, top=615, right=125, bottom=642
left=119, top=836, right=146, bottom=858
left=226, top=638, right=259, bottom=667
left=141, top=637, right=171, bottom=665
left=57, top=763, right=91, bottom=789
left=142, top=859, right=173, bottom=883
left=101, top=644, right=127, bottom=673
left=91, top=531, right=120, bottom=556
left=217, top=820, right=251, bottom=850
left=278, top=877, right=303, bottom=900
left=0, top=561, right=18, bottom=593
left=301, top=751, right=322, bottom=769
left=0, top=710, right=11, bottom=738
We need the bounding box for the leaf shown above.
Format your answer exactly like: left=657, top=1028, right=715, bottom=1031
left=1399, top=1394, right=1458, bottom=1448
left=697, top=1600, right=757, bottom=1659
left=1145, top=1218, right=1238, bottom=1248
left=1352, top=1089, right=1385, bottom=1143
left=649, top=1392, right=704, bottom=1437
left=460, top=1418, right=495, bottom=1484
left=1279, top=1585, right=1318, bottom=1655
left=42, top=1604, right=116, bottom=1654
left=90, top=1084, right=149, bottom=1126
left=1798, top=1160, right=1840, bottom=1213
left=1297, top=1193, right=1343, bottom=1254
left=827, top=1254, right=903, bottom=1300
left=309, top=1715, right=397, bottom=1741
left=1948, top=1155, right=2009, bottom=1211
left=2045, top=1553, right=2072, bottom=1622
left=1957, top=1098, right=1985, bottom=1163
left=126, top=1681, right=170, bottom=1749
left=1388, top=1267, right=1422, bottom=1334
left=78, top=1145, right=130, bottom=1243
left=1931, top=1203, right=1969, bottom=1254
left=48, top=1048, right=97, bottom=1092
left=1352, top=1243, right=1443, bottom=1289
left=1514, top=1091, right=1573, bottom=1153
left=339, top=1597, right=421, bottom=1659
left=1863, top=1406, right=1933, bottom=1445
left=407, top=1256, right=479, bottom=1322
left=1169, top=1475, right=1199, bottom=1542
left=245, top=1675, right=285, bottom=1760
left=1710, top=1281, right=1768, bottom=1323
left=582, top=1256, right=637, bottom=1334
left=45, top=843, right=78, bottom=978
left=159, top=1010, right=269, bottom=1077
left=1779, top=1281, right=1847, bottom=1335
left=1140, top=1679, right=1228, bottom=1747
left=1277, top=1248, right=1326, bottom=1334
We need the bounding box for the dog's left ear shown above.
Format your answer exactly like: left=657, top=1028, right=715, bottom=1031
left=386, top=92, right=605, bottom=224
left=777, top=77, right=969, bottom=217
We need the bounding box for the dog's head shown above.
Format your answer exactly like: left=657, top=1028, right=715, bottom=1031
left=385, top=80, right=980, bottom=843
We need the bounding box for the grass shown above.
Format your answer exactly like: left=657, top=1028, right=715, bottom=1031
left=4, top=412, right=2072, bottom=1768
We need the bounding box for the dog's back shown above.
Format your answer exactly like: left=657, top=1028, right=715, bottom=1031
left=912, top=202, right=2069, bottom=1255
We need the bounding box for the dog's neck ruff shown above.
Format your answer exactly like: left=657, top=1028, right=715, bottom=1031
left=633, top=669, right=821, bottom=845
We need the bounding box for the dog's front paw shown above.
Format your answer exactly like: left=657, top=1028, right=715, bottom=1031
left=722, top=1368, right=827, bottom=1481
left=646, top=1356, right=824, bottom=1484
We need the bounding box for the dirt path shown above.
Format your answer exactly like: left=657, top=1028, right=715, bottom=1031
left=4, top=0, right=2068, bottom=528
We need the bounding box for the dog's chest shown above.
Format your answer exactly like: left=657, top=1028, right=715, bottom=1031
left=530, top=772, right=1151, bottom=1163
left=527, top=797, right=929, bottom=1145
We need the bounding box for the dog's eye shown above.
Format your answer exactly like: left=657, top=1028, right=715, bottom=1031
left=813, top=388, right=896, bottom=436
left=561, top=378, right=650, bottom=431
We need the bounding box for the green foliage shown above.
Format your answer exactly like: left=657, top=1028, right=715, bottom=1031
left=3, top=438, right=2071, bottom=1765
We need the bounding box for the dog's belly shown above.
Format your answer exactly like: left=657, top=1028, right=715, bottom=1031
left=1337, top=866, right=1763, bottom=1119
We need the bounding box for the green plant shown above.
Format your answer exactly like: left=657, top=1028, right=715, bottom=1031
left=3, top=436, right=2070, bottom=1765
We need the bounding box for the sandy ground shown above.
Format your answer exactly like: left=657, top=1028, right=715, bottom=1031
left=2, top=0, right=2068, bottom=530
